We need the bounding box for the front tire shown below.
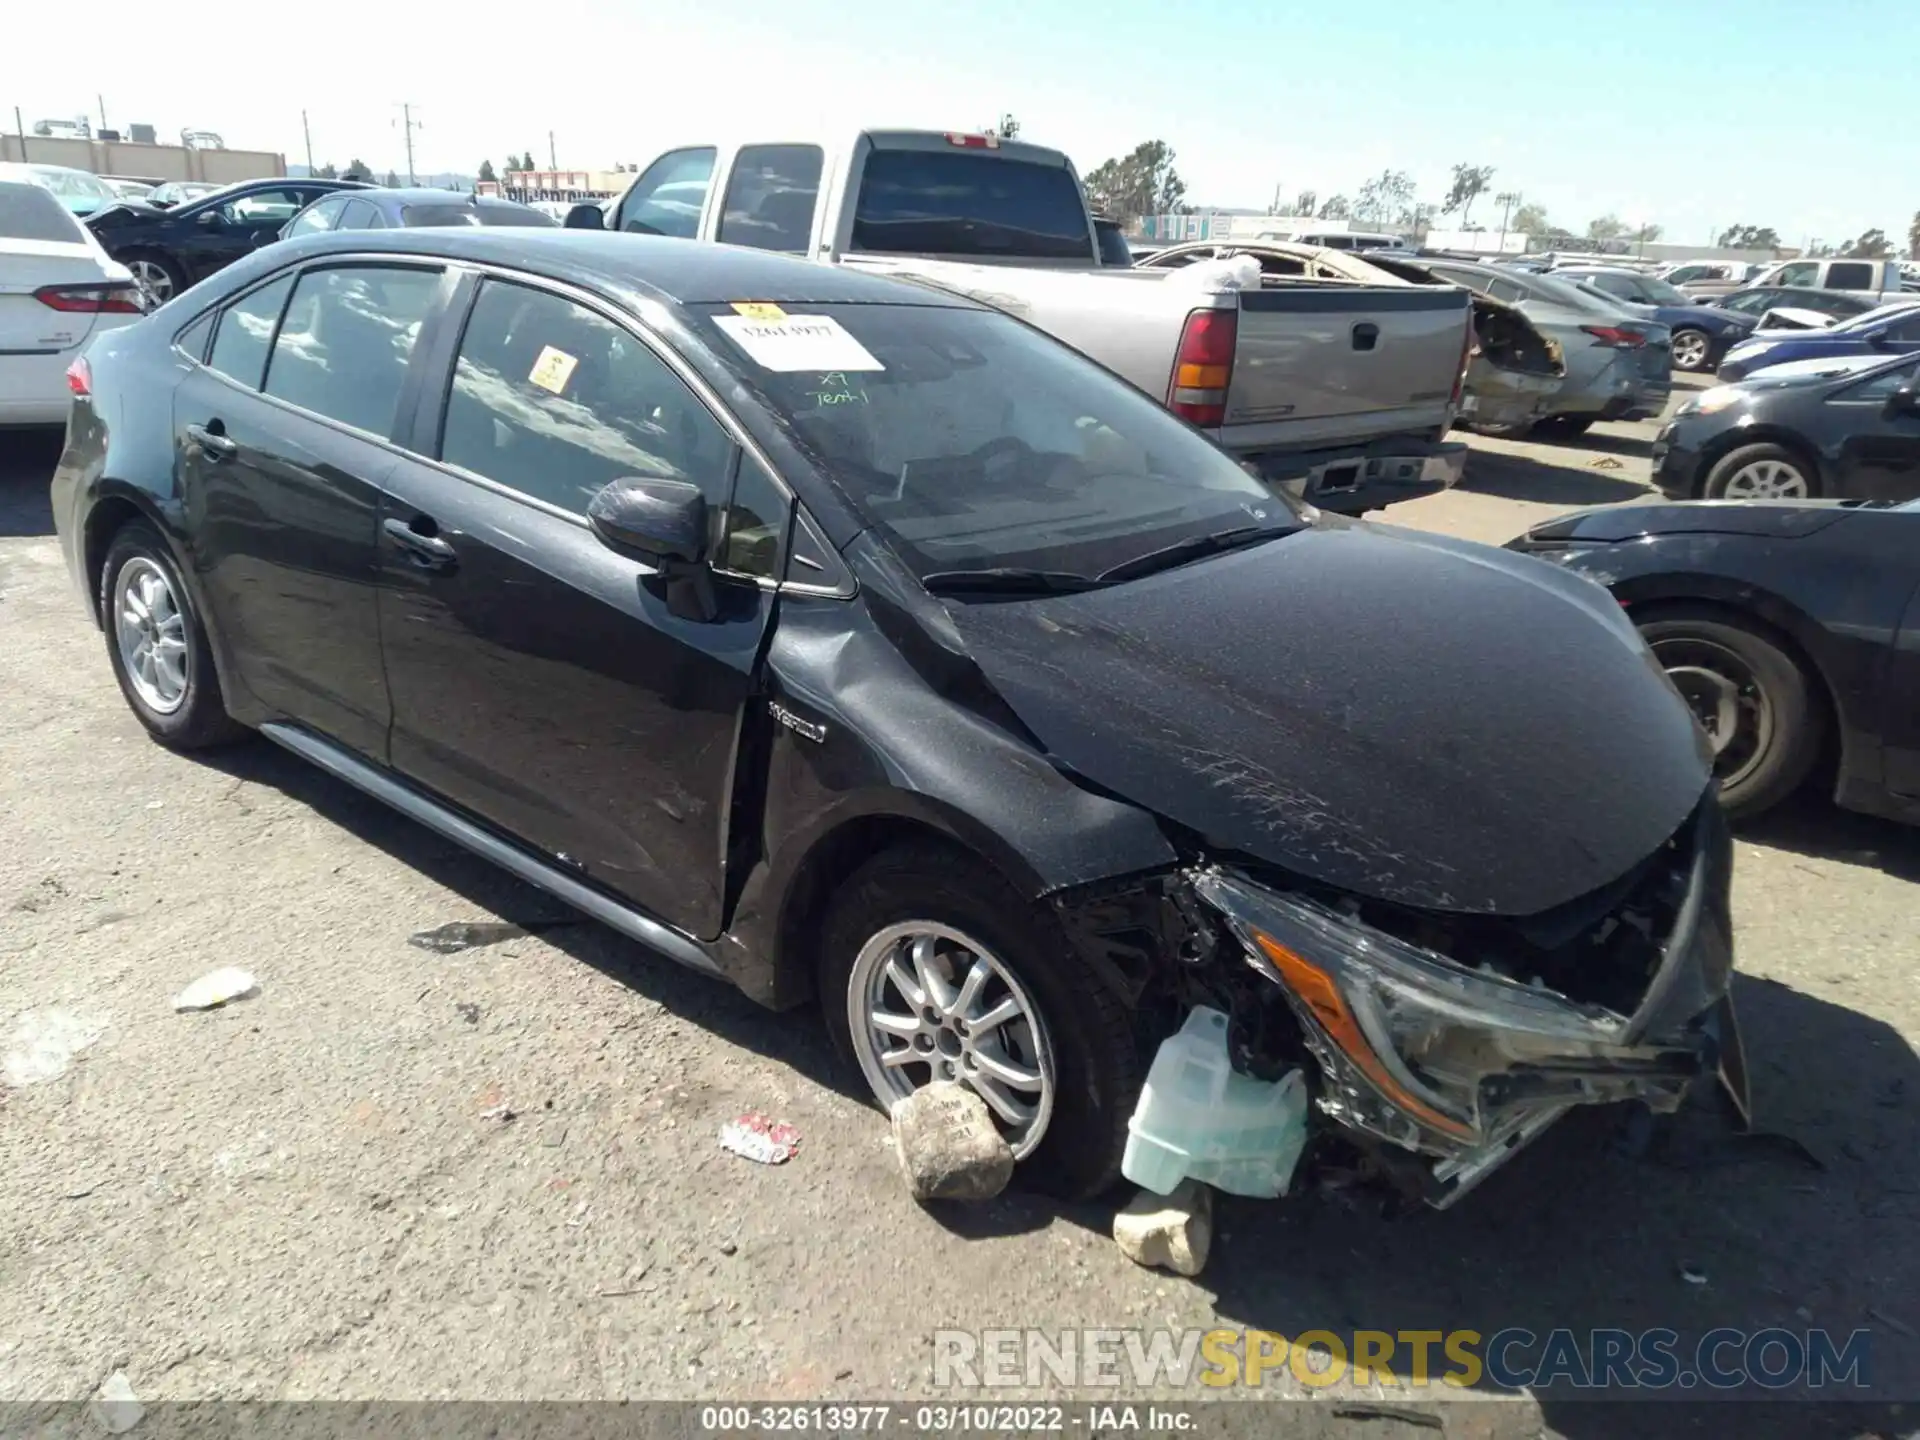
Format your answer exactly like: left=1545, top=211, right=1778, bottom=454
left=820, top=844, right=1140, bottom=1199
left=124, top=252, right=186, bottom=306
left=1702, top=442, right=1818, bottom=499
left=101, top=522, right=248, bottom=750
left=1670, top=327, right=1713, bottom=373
left=1639, top=609, right=1822, bottom=819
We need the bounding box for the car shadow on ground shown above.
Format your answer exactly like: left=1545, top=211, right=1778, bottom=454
left=1737, top=793, right=1920, bottom=883
left=0, top=429, right=62, bottom=538
left=1576, top=429, right=1656, bottom=460
left=1460, top=448, right=1653, bottom=507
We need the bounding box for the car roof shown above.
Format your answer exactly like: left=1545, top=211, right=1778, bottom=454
left=352, top=188, right=545, bottom=213
left=276, top=229, right=982, bottom=310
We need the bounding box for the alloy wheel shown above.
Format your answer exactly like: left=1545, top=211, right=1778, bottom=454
left=847, top=922, right=1057, bottom=1158
left=1651, top=633, right=1774, bottom=792
left=127, top=258, right=174, bottom=304
left=113, top=557, right=190, bottom=715
left=1670, top=330, right=1710, bottom=371
left=1720, top=457, right=1809, bottom=499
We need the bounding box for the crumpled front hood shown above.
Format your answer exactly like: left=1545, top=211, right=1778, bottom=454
left=942, top=520, right=1711, bottom=917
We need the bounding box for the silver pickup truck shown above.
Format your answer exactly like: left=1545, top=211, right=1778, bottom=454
left=568, top=129, right=1472, bottom=513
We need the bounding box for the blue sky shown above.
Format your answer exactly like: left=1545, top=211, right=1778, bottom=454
left=5, top=0, right=1912, bottom=249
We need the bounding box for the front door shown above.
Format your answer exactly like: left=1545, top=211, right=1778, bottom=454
left=376, top=276, right=780, bottom=937
left=176, top=261, right=447, bottom=757
left=1883, top=555, right=1920, bottom=803
left=175, top=186, right=318, bottom=285
left=1830, top=359, right=1920, bottom=502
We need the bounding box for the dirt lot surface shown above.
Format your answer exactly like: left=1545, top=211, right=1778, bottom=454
left=3, top=384, right=1917, bottom=1438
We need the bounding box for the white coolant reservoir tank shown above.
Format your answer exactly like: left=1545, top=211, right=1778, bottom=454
left=1122, top=1006, right=1308, bottom=1199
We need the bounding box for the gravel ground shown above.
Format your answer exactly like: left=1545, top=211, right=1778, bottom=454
left=3, top=390, right=1917, bottom=1437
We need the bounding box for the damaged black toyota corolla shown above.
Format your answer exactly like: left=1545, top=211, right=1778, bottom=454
left=52, top=231, right=1744, bottom=1206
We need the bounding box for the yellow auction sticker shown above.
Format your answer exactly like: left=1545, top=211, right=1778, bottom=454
left=527, top=345, right=578, bottom=395
left=730, top=301, right=787, bottom=320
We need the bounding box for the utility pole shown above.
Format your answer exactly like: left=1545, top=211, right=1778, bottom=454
left=14, top=106, right=28, bottom=162
left=97, top=94, right=108, bottom=134
left=302, top=110, right=315, bottom=175
left=1494, top=190, right=1520, bottom=252
left=396, top=103, right=423, bottom=185
left=548, top=131, right=557, bottom=172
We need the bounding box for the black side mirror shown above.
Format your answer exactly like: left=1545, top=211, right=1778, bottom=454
left=564, top=202, right=607, bottom=231
left=589, top=478, right=715, bottom=619
left=1887, top=385, right=1920, bottom=417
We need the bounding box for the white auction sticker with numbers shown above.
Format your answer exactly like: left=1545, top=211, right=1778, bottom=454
left=712, top=313, right=884, bottom=372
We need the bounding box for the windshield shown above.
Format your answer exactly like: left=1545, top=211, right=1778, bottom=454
left=696, top=303, right=1297, bottom=581
left=32, top=167, right=115, bottom=202
left=0, top=181, right=87, bottom=242
left=1632, top=274, right=1689, bottom=304
left=1832, top=301, right=1920, bottom=333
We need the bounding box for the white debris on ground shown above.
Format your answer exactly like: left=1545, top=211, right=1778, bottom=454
left=718, top=1113, right=801, bottom=1165
left=171, top=968, right=259, bottom=1013
left=1113, top=1179, right=1213, bottom=1277
left=88, top=1370, right=143, bottom=1434
left=891, top=1081, right=1014, bottom=1202
left=3, top=1008, right=107, bottom=1087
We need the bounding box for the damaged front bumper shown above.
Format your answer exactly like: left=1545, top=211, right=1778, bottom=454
left=1191, top=798, right=1745, bottom=1207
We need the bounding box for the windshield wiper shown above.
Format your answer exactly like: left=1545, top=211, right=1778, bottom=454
left=919, top=567, right=1106, bottom=596
left=1095, top=524, right=1286, bottom=585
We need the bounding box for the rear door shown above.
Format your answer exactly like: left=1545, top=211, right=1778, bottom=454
left=375, top=273, right=784, bottom=937
left=175, top=259, right=450, bottom=756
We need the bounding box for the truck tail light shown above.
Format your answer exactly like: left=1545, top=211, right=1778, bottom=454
left=1581, top=325, right=1647, bottom=349
left=66, top=357, right=92, bottom=396
left=1169, top=308, right=1236, bottom=427
left=943, top=132, right=1000, bottom=149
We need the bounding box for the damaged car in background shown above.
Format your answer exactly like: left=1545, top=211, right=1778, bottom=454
left=54, top=230, right=1741, bottom=1214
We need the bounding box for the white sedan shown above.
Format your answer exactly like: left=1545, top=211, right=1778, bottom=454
left=0, top=180, right=146, bottom=426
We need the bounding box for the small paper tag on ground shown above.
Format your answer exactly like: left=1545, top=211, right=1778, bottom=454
left=713, top=314, right=883, bottom=372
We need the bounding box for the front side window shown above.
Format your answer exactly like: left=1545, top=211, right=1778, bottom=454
left=716, top=144, right=824, bottom=253
left=263, top=266, right=442, bottom=435
left=1666, top=266, right=1706, bottom=284
left=283, top=196, right=347, bottom=238
left=206, top=274, right=295, bottom=388
left=850, top=148, right=1091, bottom=260
left=218, top=188, right=310, bottom=225
left=1487, top=277, right=1528, bottom=304
left=440, top=281, right=733, bottom=515
left=1834, top=358, right=1919, bottom=404
left=1881, top=311, right=1920, bottom=342
left=696, top=303, right=1293, bottom=582
left=1774, top=262, right=1818, bottom=287
left=338, top=199, right=385, bottom=230
left=616, top=148, right=716, bottom=238
left=1720, top=289, right=1777, bottom=316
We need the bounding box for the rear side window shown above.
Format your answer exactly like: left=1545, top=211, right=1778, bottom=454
left=338, top=199, right=384, bottom=230
left=1883, top=311, right=1920, bottom=341
left=0, top=180, right=84, bottom=242
left=263, top=266, right=441, bottom=435
left=1824, top=262, right=1874, bottom=291
left=283, top=195, right=348, bottom=238
left=1487, top=277, right=1527, bottom=304
left=851, top=149, right=1091, bottom=260
left=717, top=144, right=824, bottom=253
left=439, top=280, right=733, bottom=515
left=206, top=275, right=295, bottom=389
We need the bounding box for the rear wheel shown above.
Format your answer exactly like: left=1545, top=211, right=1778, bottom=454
left=1638, top=608, right=1822, bottom=819
left=820, top=844, right=1140, bottom=1199
left=101, top=522, right=248, bottom=750
left=1670, top=327, right=1712, bottom=373
left=1702, top=442, right=1817, bottom=499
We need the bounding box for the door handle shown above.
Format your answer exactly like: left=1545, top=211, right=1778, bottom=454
left=186, top=422, right=236, bottom=458
left=382, top=515, right=458, bottom=569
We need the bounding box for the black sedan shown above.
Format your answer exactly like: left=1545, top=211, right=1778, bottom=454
left=280, top=187, right=557, bottom=238
left=86, top=177, right=370, bottom=304
left=52, top=229, right=1742, bottom=1205
left=1651, top=350, right=1920, bottom=501
left=1510, top=500, right=1920, bottom=826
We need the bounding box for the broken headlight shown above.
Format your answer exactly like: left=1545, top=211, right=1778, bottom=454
left=1193, top=872, right=1643, bottom=1154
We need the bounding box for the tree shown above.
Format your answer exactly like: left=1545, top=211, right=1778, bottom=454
left=1316, top=194, right=1351, bottom=221
left=1354, top=169, right=1415, bottom=226
left=342, top=159, right=372, bottom=182
left=383, top=170, right=399, bottom=188
left=1841, top=228, right=1892, bottom=258
left=1290, top=189, right=1317, bottom=218
left=523, top=151, right=539, bottom=172
left=1081, top=140, right=1186, bottom=218
left=1715, top=223, right=1781, bottom=250
left=1512, top=202, right=1552, bottom=238
left=315, top=161, right=338, bottom=179
left=1441, top=163, right=1495, bottom=226
left=478, top=159, right=497, bottom=183
left=1586, top=214, right=1630, bottom=243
